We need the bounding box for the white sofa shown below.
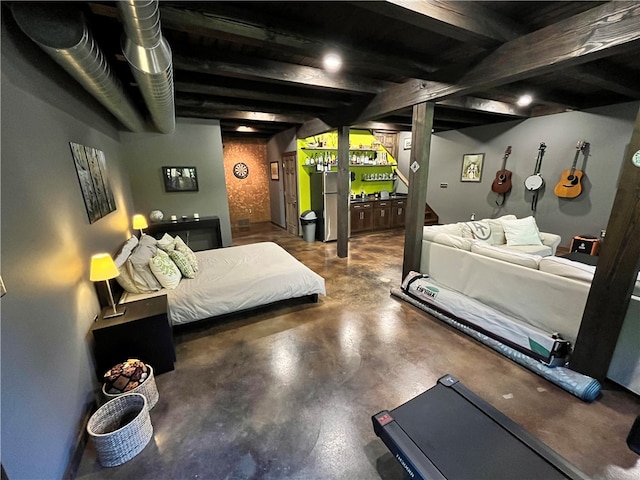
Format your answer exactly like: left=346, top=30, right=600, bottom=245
left=419, top=215, right=640, bottom=394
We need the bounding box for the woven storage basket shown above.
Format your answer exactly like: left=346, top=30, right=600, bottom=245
left=87, top=393, right=153, bottom=467
left=102, top=364, right=159, bottom=409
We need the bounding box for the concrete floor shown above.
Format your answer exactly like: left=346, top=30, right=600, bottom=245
left=76, top=224, right=640, bottom=479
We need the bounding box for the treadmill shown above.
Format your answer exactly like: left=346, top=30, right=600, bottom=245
left=372, top=375, right=588, bottom=480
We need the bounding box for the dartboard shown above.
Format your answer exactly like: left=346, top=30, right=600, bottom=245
left=233, top=162, right=249, bottom=179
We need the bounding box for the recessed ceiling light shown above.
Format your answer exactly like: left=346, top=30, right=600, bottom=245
left=236, top=126, right=255, bottom=132
left=517, top=94, right=533, bottom=107
left=323, top=52, right=342, bottom=73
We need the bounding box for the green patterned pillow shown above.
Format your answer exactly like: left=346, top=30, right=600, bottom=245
left=175, top=235, right=199, bottom=272
left=149, top=249, right=182, bottom=289
left=169, top=250, right=196, bottom=279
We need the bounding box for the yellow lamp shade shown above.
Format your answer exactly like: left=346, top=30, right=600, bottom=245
left=132, top=214, right=148, bottom=231
left=90, top=253, right=119, bottom=282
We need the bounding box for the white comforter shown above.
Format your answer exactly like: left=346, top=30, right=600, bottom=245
left=120, top=242, right=326, bottom=325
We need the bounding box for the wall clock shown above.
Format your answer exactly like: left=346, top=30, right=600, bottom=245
left=233, top=162, right=249, bottom=179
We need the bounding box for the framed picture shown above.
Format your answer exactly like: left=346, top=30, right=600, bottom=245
left=162, top=166, right=199, bottom=192
left=460, top=153, right=485, bottom=182
left=403, top=137, right=412, bottom=150
left=70, top=142, right=117, bottom=223
left=270, top=161, right=279, bottom=180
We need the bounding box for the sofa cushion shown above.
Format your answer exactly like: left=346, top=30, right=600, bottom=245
left=471, top=242, right=542, bottom=269
left=432, top=233, right=475, bottom=250
left=423, top=224, right=462, bottom=241
left=501, top=216, right=543, bottom=246
left=500, top=244, right=553, bottom=257
left=460, top=215, right=516, bottom=245
left=539, top=256, right=594, bottom=283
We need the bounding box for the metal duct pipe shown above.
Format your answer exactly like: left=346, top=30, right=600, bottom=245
left=118, top=0, right=175, bottom=134
left=10, top=3, right=146, bottom=133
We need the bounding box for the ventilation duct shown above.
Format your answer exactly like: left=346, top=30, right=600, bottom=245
left=10, top=3, right=146, bottom=133
left=118, top=0, right=175, bottom=134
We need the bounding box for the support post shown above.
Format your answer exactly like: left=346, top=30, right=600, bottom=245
left=337, top=126, right=350, bottom=258
left=402, top=102, right=435, bottom=279
left=571, top=105, right=640, bottom=381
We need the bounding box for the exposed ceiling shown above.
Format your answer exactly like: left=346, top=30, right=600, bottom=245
left=10, top=1, right=640, bottom=139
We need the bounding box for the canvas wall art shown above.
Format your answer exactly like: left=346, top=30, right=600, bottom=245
left=70, top=142, right=116, bottom=223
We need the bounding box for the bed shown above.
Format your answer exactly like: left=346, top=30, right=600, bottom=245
left=116, top=240, right=326, bottom=326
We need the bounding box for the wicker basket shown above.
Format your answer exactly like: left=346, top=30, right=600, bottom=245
left=87, top=393, right=153, bottom=467
left=102, top=364, right=159, bottom=409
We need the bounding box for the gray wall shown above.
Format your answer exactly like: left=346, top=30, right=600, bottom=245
left=1, top=17, right=136, bottom=479
left=267, top=127, right=297, bottom=228
left=121, top=118, right=232, bottom=247
left=399, top=103, right=638, bottom=245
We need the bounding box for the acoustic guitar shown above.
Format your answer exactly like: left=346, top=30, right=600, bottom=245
left=554, top=140, right=588, bottom=199
left=491, top=146, right=513, bottom=194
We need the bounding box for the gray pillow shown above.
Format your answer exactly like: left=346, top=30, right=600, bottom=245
left=128, top=234, right=162, bottom=291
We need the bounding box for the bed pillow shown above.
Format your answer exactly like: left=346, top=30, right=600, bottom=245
left=157, top=233, right=176, bottom=252
left=149, top=249, right=182, bottom=289
left=113, top=237, right=142, bottom=293
left=501, top=216, right=543, bottom=246
left=114, top=236, right=138, bottom=267
left=128, top=234, right=163, bottom=292
left=174, top=235, right=199, bottom=272
left=169, top=250, right=196, bottom=279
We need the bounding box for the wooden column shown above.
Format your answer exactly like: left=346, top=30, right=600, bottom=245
left=402, top=102, right=435, bottom=279
left=571, top=106, right=640, bottom=381
left=337, top=126, right=350, bottom=258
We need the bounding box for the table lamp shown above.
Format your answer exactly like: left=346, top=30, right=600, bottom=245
left=90, top=253, right=126, bottom=319
left=132, top=214, right=148, bottom=236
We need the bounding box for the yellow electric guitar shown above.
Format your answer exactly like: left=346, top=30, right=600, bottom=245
left=554, top=140, right=588, bottom=199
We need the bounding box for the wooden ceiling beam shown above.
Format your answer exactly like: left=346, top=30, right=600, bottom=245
left=357, top=0, right=526, bottom=48
left=175, top=82, right=348, bottom=109
left=160, top=6, right=438, bottom=79
left=176, top=95, right=319, bottom=117
left=173, top=53, right=394, bottom=94
left=176, top=107, right=307, bottom=124
left=437, top=96, right=529, bottom=117
left=299, top=1, right=640, bottom=138
left=569, top=61, right=640, bottom=99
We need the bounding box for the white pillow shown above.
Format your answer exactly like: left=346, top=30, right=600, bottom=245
left=174, top=235, right=199, bottom=272
left=149, top=249, right=182, bottom=289
left=485, top=215, right=516, bottom=245
left=501, top=216, right=543, bottom=246
left=464, top=221, right=493, bottom=242
left=157, top=233, right=176, bottom=252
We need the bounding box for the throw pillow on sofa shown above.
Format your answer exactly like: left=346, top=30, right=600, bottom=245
left=501, top=216, right=543, bottom=246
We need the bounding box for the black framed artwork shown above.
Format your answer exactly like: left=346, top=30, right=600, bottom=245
left=70, top=142, right=117, bottom=223
left=162, top=166, right=199, bottom=192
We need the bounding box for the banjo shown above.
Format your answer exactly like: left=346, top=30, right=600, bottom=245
left=524, top=142, right=547, bottom=191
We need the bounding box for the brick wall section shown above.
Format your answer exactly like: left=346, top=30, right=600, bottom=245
left=223, top=138, right=271, bottom=225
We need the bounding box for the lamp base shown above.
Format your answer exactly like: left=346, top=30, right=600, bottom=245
left=103, top=307, right=126, bottom=319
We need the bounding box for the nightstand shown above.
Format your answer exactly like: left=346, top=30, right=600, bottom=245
left=91, top=295, right=175, bottom=380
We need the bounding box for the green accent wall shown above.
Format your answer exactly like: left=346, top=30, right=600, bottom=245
left=296, top=129, right=397, bottom=214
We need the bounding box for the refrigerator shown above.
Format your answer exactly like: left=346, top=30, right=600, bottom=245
left=310, top=171, right=338, bottom=242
